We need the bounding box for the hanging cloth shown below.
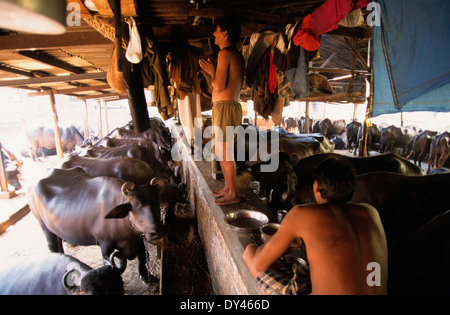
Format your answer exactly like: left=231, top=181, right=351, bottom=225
left=293, top=15, right=321, bottom=52
left=310, top=0, right=369, bottom=36
left=268, top=43, right=278, bottom=94
left=141, top=37, right=173, bottom=120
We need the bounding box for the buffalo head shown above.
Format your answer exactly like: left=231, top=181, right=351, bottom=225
left=104, top=181, right=164, bottom=243
left=63, top=251, right=126, bottom=295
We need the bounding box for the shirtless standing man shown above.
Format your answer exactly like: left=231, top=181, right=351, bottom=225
left=243, top=158, right=388, bottom=295
left=199, top=16, right=244, bottom=206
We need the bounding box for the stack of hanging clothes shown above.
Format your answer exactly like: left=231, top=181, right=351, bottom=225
left=245, top=22, right=317, bottom=122
left=244, top=0, right=369, bottom=123
left=166, top=37, right=213, bottom=111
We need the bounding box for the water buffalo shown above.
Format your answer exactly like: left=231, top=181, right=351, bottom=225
left=346, top=120, right=362, bottom=153
left=246, top=133, right=334, bottom=207
left=25, top=125, right=85, bottom=161
left=28, top=167, right=164, bottom=284
left=276, top=153, right=423, bottom=211
left=379, top=125, right=418, bottom=157
left=96, top=136, right=170, bottom=165
left=312, top=118, right=346, bottom=139
left=353, top=123, right=381, bottom=156
left=387, top=211, right=450, bottom=294
left=0, top=252, right=126, bottom=295
left=427, top=131, right=450, bottom=174
left=108, top=124, right=172, bottom=151
left=80, top=144, right=180, bottom=188
left=351, top=172, right=450, bottom=240
left=409, top=130, right=438, bottom=168
left=82, top=144, right=164, bottom=172
left=61, top=155, right=155, bottom=186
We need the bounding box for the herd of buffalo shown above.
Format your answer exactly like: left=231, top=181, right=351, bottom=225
left=0, top=115, right=449, bottom=295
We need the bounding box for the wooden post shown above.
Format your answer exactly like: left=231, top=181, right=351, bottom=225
left=359, top=39, right=372, bottom=157
left=305, top=101, right=310, bottom=134
left=0, top=142, right=15, bottom=198
left=104, top=100, right=110, bottom=135
left=97, top=100, right=103, bottom=139
left=83, top=100, right=90, bottom=139
left=49, top=91, right=64, bottom=159
left=0, top=142, right=8, bottom=192
left=353, top=103, right=359, bottom=121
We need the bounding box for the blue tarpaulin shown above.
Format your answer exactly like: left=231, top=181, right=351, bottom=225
left=372, top=0, right=450, bottom=117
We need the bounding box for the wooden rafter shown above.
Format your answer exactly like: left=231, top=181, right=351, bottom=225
left=0, top=72, right=107, bottom=87
left=0, top=32, right=111, bottom=51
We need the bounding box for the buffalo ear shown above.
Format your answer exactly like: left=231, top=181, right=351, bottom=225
left=105, top=203, right=132, bottom=219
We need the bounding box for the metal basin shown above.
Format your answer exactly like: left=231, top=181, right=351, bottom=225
left=260, top=222, right=280, bottom=243
left=224, top=210, right=269, bottom=233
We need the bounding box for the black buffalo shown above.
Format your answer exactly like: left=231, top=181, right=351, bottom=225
left=387, top=211, right=450, bottom=294
left=108, top=124, right=172, bottom=151
left=0, top=252, right=126, bottom=295
left=312, top=118, right=346, bottom=139
left=61, top=155, right=155, bottom=186
left=351, top=172, right=450, bottom=240
left=353, top=123, right=381, bottom=156
left=277, top=153, right=423, bottom=211
left=28, top=167, right=164, bottom=283
left=379, top=125, right=418, bottom=157
left=346, top=120, right=362, bottom=153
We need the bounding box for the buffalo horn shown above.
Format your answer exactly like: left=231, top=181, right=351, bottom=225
left=121, top=182, right=136, bottom=197
left=150, top=177, right=164, bottom=187
left=109, top=251, right=127, bottom=275
left=62, top=269, right=82, bottom=292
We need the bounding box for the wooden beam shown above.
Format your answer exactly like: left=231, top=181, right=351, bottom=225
left=27, top=84, right=112, bottom=96
left=90, top=0, right=113, bottom=15
left=0, top=72, right=107, bottom=87
left=17, top=50, right=85, bottom=74
left=0, top=32, right=111, bottom=51
left=309, top=67, right=368, bottom=75
left=77, top=93, right=125, bottom=101
left=67, top=0, right=91, bottom=15
left=297, top=91, right=366, bottom=103
left=90, top=0, right=136, bottom=16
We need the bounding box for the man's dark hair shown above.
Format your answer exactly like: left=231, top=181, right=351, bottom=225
left=312, top=157, right=356, bottom=202
left=216, top=15, right=242, bottom=44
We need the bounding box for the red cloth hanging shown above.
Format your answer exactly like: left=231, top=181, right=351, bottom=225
left=310, top=0, right=369, bottom=36
left=268, top=43, right=278, bottom=94
left=293, top=14, right=321, bottom=51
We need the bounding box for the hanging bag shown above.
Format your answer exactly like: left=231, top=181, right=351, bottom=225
left=126, top=17, right=143, bottom=64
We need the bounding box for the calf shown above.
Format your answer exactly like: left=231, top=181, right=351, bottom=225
left=0, top=252, right=126, bottom=295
